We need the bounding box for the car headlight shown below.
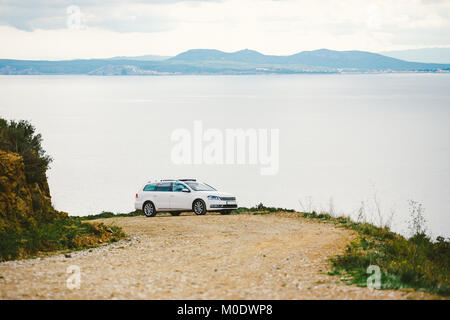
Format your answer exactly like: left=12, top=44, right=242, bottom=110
left=207, top=195, right=221, bottom=200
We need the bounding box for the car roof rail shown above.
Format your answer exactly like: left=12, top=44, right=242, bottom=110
left=147, top=179, right=196, bottom=183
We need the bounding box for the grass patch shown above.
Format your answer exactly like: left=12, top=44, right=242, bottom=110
left=301, top=210, right=449, bottom=296
left=231, top=203, right=295, bottom=215
left=81, top=210, right=142, bottom=220
left=0, top=211, right=126, bottom=262
left=233, top=204, right=450, bottom=297
left=326, top=206, right=448, bottom=297
left=329, top=234, right=449, bottom=296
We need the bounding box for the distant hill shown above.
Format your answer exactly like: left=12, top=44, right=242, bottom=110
left=170, top=48, right=447, bottom=70
left=381, top=48, right=450, bottom=64
left=170, top=49, right=276, bottom=64
left=284, top=49, right=424, bottom=69
left=1, top=49, right=449, bottom=75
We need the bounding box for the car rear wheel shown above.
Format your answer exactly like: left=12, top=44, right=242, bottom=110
left=143, top=202, right=156, bottom=217
left=193, top=199, right=206, bottom=215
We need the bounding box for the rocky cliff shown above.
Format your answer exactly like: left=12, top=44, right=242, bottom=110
left=0, top=150, right=55, bottom=224
left=0, top=120, right=125, bottom=262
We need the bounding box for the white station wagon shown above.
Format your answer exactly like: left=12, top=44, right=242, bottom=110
left=135, top=179, right=238, bottom=217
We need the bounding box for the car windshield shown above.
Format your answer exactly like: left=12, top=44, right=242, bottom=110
left=186, top=182, right=216, bottom=191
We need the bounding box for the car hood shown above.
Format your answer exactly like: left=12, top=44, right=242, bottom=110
left=197, top=190, right=234, bottom=197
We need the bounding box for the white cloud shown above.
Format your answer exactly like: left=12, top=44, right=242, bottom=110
left=0, top=0, right=449, bottom=59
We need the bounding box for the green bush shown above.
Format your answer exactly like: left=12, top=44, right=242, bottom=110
left=0, top=118, right=52, bottom=184
left=0, top=213, right=125, bottom=261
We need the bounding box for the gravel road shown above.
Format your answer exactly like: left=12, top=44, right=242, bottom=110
left=0, top=213, right=438, bottom=299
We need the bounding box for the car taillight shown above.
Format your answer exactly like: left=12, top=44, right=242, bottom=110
left=135, top=193, right=138, bottom=198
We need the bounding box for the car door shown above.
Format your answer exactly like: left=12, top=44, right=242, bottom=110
left=154, top=182, right=172, bottom=210
left=170, top=182, right=193, bottom=210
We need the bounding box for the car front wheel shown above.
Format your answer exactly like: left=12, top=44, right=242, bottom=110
left=143, top=202, right=156, bottom=217
left=193, top=199, right=207, bottom=215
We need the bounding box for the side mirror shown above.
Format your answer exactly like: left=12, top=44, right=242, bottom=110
left=182, top=188, right=190, bottom=193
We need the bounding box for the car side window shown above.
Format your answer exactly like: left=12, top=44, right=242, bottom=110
left=173, top=183, right=187, bottom=192
left=143, top=184, right=156, bottom=191
left=155, top=182, right=172, bottom=192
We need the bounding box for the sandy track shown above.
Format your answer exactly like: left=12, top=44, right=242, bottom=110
left=0, top=213, right=437, bottom=299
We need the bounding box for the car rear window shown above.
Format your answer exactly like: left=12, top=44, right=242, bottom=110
left=155, top=182, right=172, bottom=191
left=143, top=184, right=156, bottom=191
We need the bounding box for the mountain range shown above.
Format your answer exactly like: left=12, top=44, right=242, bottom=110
left=1, top=48, right=449, bottom=75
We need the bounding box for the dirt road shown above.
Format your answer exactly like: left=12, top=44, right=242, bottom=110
left=0, top=213, right=436, bottom=299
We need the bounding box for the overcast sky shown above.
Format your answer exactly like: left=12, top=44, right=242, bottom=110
left=1, top=0, right=450, bottom=60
